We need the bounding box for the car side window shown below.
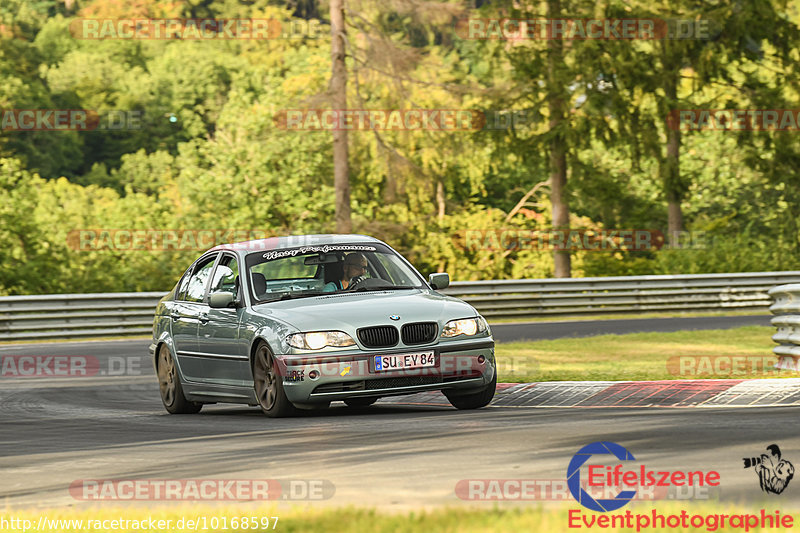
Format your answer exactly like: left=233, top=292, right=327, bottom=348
left=175, top=268, right=193, bottom=301
left=209, top=255, right=240, bottom=298
left=183, top=256, right=217, bottom=303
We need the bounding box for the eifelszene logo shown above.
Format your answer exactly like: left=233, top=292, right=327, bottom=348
left=567, top=442, right=637, bottom=512
left=744, top=444, right=794, bottom=494
left=567, top=441, right=721, bottom=512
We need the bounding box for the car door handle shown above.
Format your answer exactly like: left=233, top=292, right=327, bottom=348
left=198, top=314, right=209, bottom=324
left=170, top=313, right=181, bottom=321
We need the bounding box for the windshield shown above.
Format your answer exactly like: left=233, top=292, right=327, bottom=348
left=245, top=243, right=426, bottom=302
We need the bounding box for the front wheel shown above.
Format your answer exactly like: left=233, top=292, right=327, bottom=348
left=444, top=373, right=496, bottom=410
left=253, top=342, right=296, bottom=418
left=157, top=344, right=202, bottom=414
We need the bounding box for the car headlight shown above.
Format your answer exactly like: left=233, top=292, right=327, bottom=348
left=441, top=317, right=489, bottom=338
left=286, top=331, right=356, bottom=350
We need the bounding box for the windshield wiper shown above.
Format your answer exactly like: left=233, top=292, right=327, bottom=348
left=290, top=291, right=328, bottom=299
left=259, top=291, right=326, bottom=302
left=350, top=285, right=415, bottom=292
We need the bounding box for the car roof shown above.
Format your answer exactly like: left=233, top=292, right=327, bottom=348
left=208, top=234, right=383, bottom=254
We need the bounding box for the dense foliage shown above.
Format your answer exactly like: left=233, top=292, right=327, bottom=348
left=1, top=0, right=799, bottom=294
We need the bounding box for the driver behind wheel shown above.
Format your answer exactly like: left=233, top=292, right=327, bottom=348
left=323, top=252, right=368, bottom=292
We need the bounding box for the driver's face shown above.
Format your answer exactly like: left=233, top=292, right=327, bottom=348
left=345, top=261, right=367, bottom=276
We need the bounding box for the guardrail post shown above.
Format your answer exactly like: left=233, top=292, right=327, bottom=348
left=768, top=284, right=800, bottom=371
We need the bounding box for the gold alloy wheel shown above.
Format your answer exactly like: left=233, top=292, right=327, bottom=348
left=253, top=343, right=278, bottom=411
left=157, top=344, right=176, bottom=407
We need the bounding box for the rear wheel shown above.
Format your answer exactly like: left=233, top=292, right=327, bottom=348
left=344, top=397, right=378, bottom=408
left=444, top=372, right=496, bottom=410
left=253, top=342, right=296, bottom=418
left=157, top=344, right=202, bottom=414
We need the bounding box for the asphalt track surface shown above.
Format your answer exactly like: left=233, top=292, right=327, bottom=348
left=2, top=315, right=796, bottom=511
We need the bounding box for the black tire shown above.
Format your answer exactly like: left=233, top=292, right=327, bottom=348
left=253, top=341, right=297, bottom=418
left=157, top=344, right=202, bottom=414
left=444, top=372, right=496, bottom=410
left=344, top=397, right=378, bottom=408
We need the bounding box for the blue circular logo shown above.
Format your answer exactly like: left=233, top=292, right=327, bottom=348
left=567, top=441, right=637, bottom=512
left=389, top=315, right=400, bottom=321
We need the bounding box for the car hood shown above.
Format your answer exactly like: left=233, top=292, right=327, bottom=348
left=251, top=289, right=477, bottom=331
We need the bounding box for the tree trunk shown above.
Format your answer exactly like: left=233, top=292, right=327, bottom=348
left=547, top=0, right=571, bottom=278
left=664, top=125, right=683, bottom=246
left=550, top=140, right=570, bottom=277
left=661, top=55, right=683, bottom=247
left=436, top=179, right=445, bottom=223
left=382, top=149, right=397, bottom=203
left=330, top=0, right=351, bottom=233
left=666, top=189, right=683, bottom=246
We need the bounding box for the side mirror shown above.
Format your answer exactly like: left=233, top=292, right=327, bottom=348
left=208, top=291, right=236, bottom=308
left=428, top=272, right=450, bottom=290
left=214, top=265, right=234, bottom=280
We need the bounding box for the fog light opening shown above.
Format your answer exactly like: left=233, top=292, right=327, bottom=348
left=309, top=370, right=319, bottom=379
left=477, top=355, right=486, bottom=364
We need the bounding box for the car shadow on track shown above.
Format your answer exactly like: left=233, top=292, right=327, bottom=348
left=197, top=401, right=457, bottom=418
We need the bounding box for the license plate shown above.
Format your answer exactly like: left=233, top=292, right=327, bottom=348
left=374, top=352, right=435, bottom=372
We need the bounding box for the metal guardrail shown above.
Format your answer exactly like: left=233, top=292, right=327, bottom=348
left=2, top=271, right=799, bottom=342
left=0, top=292, right=166, bottom=341
left=443, top=271, right=800, bottom=319
left=769, top=284, right=800, bottom=369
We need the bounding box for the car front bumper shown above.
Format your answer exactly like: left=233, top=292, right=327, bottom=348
left=277, top=339, right=495, bottom=404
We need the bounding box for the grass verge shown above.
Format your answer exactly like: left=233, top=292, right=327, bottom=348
left=494, top=326, right=794, bottom=382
